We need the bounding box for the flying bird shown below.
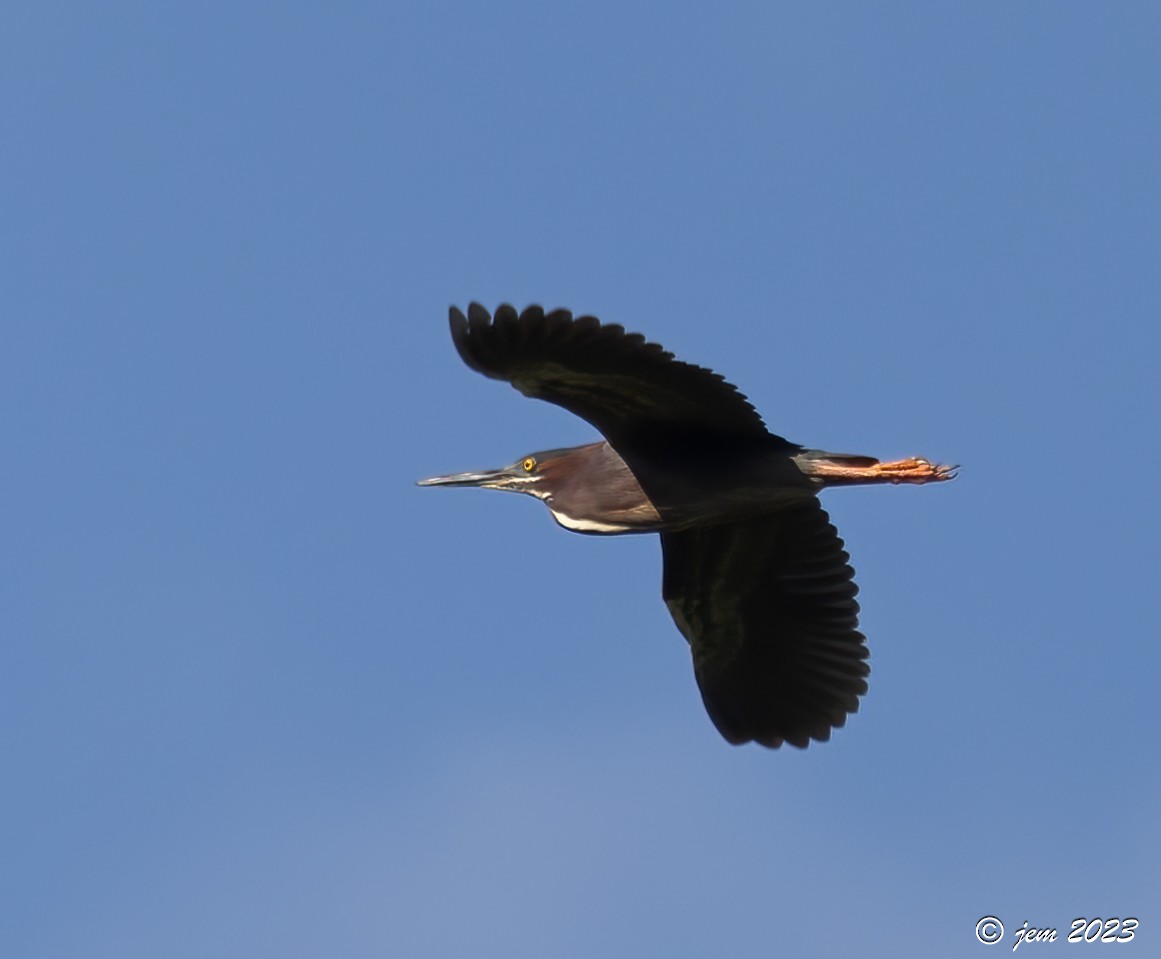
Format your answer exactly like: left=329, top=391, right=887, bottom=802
left=419, top=304, right=954, bottom=748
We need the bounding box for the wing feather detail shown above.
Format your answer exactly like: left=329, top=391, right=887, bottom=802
left=450, top=303, right=775, bottom=447
left=660, top=501, right=869, bottom=748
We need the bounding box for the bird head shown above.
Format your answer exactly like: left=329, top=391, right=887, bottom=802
left=417, top=451, right=553, bottom=500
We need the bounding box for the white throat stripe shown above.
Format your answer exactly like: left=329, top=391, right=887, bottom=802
left=549, top=508, right=635, bottom=533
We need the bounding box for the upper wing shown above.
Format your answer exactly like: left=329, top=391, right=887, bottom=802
left=449, top=304, right=777, bottom=450
left=660, top=500, right=869, bottom=748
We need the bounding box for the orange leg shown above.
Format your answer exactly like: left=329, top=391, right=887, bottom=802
left=796, top=455, right=958, bottom=486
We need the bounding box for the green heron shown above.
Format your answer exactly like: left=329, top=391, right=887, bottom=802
left=419, top=304, right=954, bottom=749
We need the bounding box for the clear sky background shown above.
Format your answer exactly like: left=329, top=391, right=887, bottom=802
left=3, top=3, right=1158, bottom=957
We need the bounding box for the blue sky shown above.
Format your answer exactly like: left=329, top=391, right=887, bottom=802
left=3, top=3, right=1158, bottom=956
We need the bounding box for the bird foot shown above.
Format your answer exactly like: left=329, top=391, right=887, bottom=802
left=868, top=457, right=958, bottom=485
left=798, top=454, right=958, bottom=486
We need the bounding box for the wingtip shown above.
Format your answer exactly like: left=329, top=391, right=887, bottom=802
left=448, top=304, right=485, bottom=371
left=466, top=302, right=491, bottom=325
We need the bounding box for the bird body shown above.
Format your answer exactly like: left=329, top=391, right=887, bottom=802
left=419, top=304, right=954, bottom=749
left=474, top=439, right=819, bottom=535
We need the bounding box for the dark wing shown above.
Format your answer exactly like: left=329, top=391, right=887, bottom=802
left=661, top=500, right=869, bottom=748
left=449, top=303, right=778, bottom=449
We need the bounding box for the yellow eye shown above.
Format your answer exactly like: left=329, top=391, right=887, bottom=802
left=522, top=457, right=536, bottom=473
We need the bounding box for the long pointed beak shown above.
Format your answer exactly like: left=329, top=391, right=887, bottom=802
left=416, top=466, right=513, bottom=488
